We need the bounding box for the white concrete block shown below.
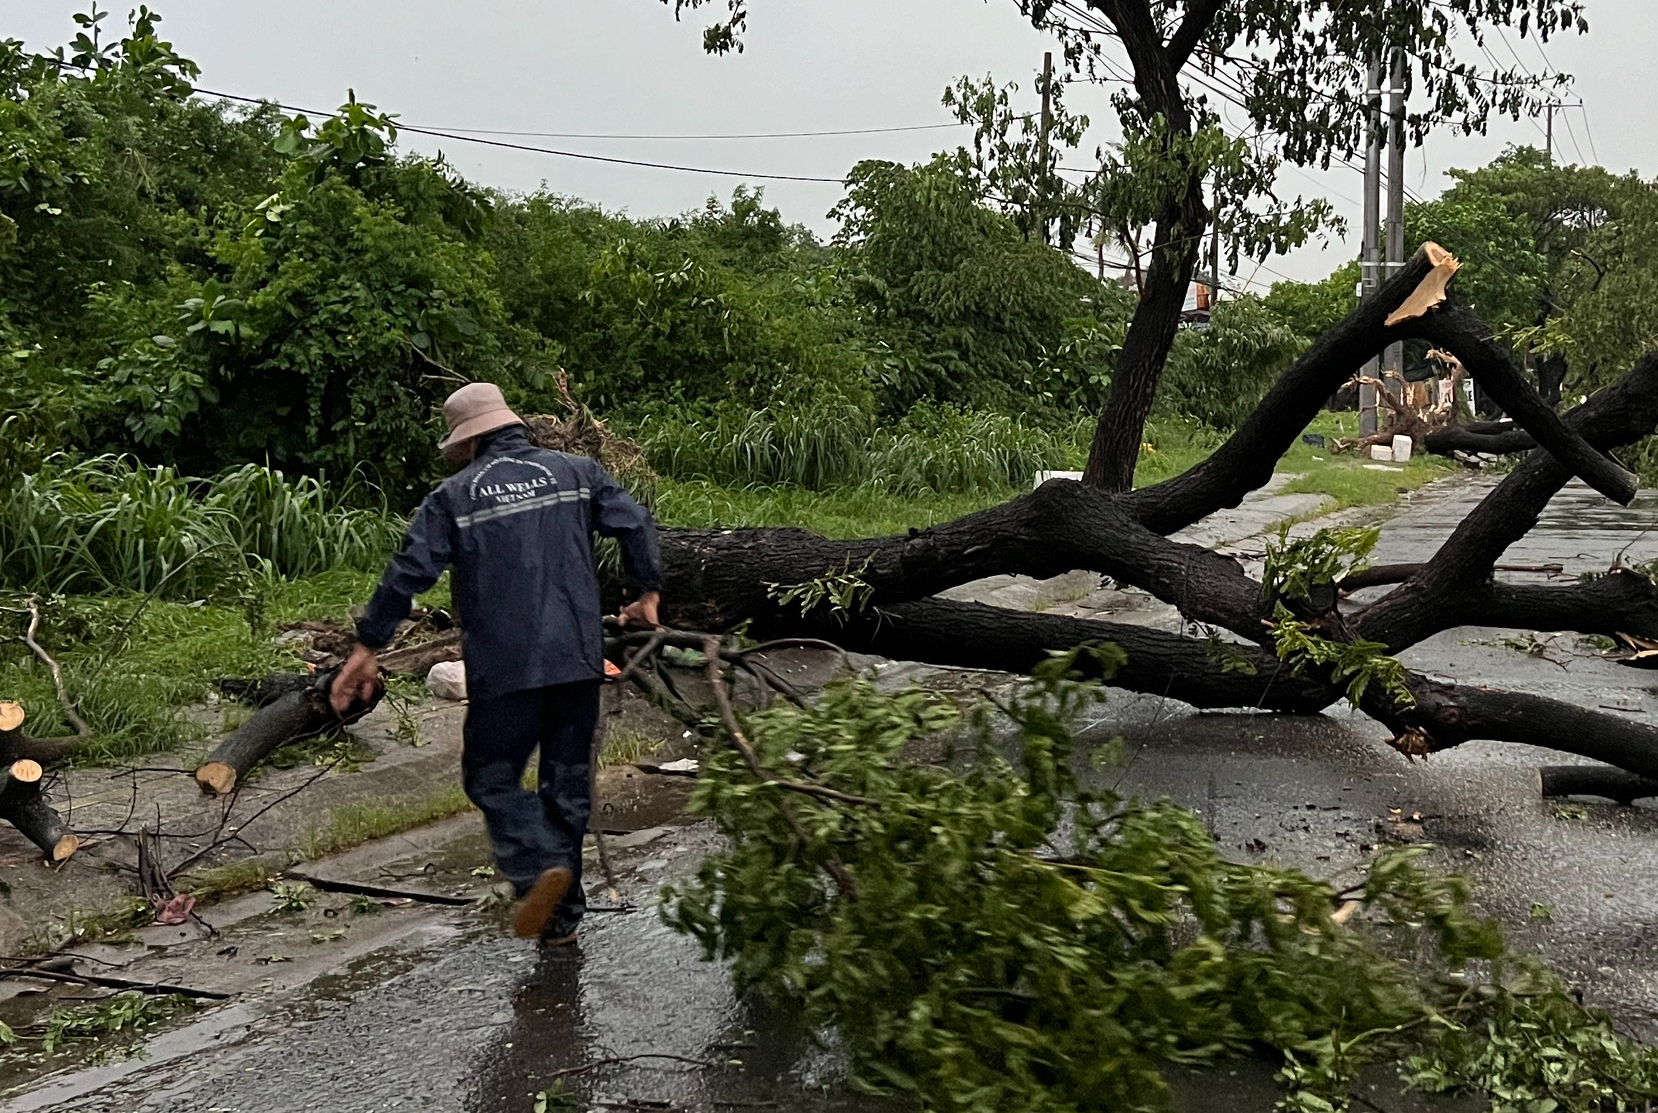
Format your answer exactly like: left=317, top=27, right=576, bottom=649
left=1368, top=444, right=1394, bottom=462
left=1033, top=470, right=1085, bottom=488
left=1391, top=435, right=1413, bottom=463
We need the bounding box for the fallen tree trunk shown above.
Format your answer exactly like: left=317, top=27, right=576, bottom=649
left=0, top=759, right=77, bottom=862
left=1423, top=424, right=1537, bottom=457
left=195, top=668, right=382, bottom=796
left=630, top=251, right=1658, bottom=782
left=1538, top=764, right=1658, bottom=804
left=756, top=598, right=1329, bottom=714
left=215, top=673, right=317, bottom=708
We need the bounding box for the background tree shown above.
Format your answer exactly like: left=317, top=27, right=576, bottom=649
left=669, top=0, right=1586, bottom=489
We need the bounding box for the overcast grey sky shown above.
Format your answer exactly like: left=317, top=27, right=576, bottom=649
left=6, top=1, right=1653, bottom=288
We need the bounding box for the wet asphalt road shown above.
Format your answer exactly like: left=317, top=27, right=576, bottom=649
left=12, top=476, right=1658, bottom=1113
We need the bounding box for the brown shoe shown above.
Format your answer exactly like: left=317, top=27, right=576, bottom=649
left=540, top=926, right=579, bottom=948
left=512, top=868, right=572, bottom=939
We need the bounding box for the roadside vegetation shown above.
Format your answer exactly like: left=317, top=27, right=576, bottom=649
left=673, top=652, right=1658, bottom=1113
left=6, top=9, right=1658, bottom=1109
left=0, top=13, right=1443, bottom=763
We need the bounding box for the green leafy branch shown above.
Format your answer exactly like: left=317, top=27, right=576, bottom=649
left=664, top=643, right=1657, bottom=1113
left=1269, top=603, right=1416, bottom=711
left=1263, top=525, right=1379, bottom=604
left=766, top=554, right=880, bottom=625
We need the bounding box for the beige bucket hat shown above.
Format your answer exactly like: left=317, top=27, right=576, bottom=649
left=439, top=382, right=523, bottom=449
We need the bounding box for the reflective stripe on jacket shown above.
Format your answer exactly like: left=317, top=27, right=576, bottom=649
left=356, top=426, right=662, bottom=701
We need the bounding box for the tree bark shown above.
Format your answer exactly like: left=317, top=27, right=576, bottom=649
left=195, top=667, right=382, bottom=796
left=1080, top=0, right=1210, bottom=493
left=1531, top=766, right=1658, bottom=802
left=1423, top=425, right=1537, bottom=456
left=1538, top=764, right=1658, bottom=804
left=763, top=597, right=1330, bottom=714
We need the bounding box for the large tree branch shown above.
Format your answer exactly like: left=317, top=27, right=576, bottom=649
left=1465, top=572, right=1658, bottom=640
left=1163, top=0, right=1225, bottom=71
left=1423, top=425, right=1537, bottom=457
left=1087, top=0, right=1185, bottom=115
left=1123, top=247, right=1438, bottom=531
left=1397, top=305, right=1636, bottom=505
left=659, top=480, right=1270, bottom=640
left=746, top=595, right=1658, bottom=784
left=1395, top=680, right=1658, bottom=780
left=1356, top=353, right=1658, bottom=649
left=756, top=597, right=1330, bottom=712
left=1125, top=244, right=1634, bottom=533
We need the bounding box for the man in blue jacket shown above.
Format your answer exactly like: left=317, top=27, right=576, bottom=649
left=331, top=382, right=662, bottom=944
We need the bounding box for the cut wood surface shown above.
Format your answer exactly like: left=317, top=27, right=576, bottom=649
left=1384, top=242, right=1461, bottom=325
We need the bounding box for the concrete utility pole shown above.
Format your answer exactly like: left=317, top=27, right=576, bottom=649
left=1545, top=99, right=1556, bottom=165
left=1359, top=54, right=1383, bottom=437
left=1038, top=50, right=1053, bottom=245
left=1210, top=185, right=1221, bottom=310
left=1381, top=47, right=1407, bottom=399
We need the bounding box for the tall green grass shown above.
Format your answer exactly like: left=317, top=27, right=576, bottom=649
left=0, top=456, right=404, bottom=598
left=632, top=401, right=1091, bottom=495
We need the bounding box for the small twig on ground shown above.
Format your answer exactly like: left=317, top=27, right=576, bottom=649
left=166, top=753, right=344, bottom=881
left=543, top=1052, right=720, bottom=1082
left=589, top=686, right=623, bottom=905
left=21, top=595, right=90, bottom=740
left=0, top=962, right=231, bottom=1000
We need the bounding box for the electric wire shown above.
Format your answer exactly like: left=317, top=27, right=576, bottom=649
left=194, top=87, right=849, bottom=183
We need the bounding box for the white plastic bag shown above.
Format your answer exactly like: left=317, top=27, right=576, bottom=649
left=426, top=660, right=469, bottom=701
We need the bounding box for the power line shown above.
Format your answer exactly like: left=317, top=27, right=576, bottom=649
left=1559, top=109, right=1588, bottom=165
left=195, top=87, right=848, bottom=183
left=1576, top=104, right=1601, bottom=164
left=402, top=121, right=973, bottom=141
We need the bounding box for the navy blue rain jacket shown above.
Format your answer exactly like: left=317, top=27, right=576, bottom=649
left=355, top=426, right=662, bottom=702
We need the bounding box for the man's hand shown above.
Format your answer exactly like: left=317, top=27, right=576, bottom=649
left=330, top=644, right=382, bottom=716
left=617, top=591, right=661, bottom=629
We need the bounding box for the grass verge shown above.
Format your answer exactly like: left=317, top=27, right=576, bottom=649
left=298, top=785, right=474, bottom=859
left=1278, top=412, right=1458, bottom=510
left=0, top=571, right=449, bottom=764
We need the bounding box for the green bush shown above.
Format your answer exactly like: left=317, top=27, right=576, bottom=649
left=1157, top=296, right=1304, bottom=431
